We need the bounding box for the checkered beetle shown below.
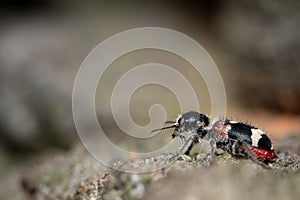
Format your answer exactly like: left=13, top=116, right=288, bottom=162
left=151, top=111, right=277, bottom=167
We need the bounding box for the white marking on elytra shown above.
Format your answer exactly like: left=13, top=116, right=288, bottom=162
left=250, top=129, right=264, bottom=147
left=229, top=120, right=239, bottom=124
left=225, top=124, right=232, bottom=132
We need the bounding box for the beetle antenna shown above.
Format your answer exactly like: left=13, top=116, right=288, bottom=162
left=165, top=120, right=176, bottom=124
left=149, top=124, right=177, bottom=135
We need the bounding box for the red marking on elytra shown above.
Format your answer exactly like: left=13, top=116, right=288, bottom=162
left=249, top=147, right=277, bottom=161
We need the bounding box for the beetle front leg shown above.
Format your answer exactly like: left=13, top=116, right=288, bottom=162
left=168, top=136, right=194, bottom=162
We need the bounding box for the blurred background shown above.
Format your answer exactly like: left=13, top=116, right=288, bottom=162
left=0, top=0, right=299, bottom=199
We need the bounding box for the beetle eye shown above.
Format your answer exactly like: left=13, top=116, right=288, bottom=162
left=199, top=114, right=210, bottom=127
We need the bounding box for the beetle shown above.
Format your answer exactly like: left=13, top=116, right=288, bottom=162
left=151, top=111, right=277, bottom=166
left=207, top=119, right=277, bottom=163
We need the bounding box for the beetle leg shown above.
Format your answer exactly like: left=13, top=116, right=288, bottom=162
left=168, top=135, right=195, bottom=162
left=231, top=140, right=246, bottom=157
left=178, top=135, right=195, bottom=155
left=185, top=142, right=194, bottom=156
